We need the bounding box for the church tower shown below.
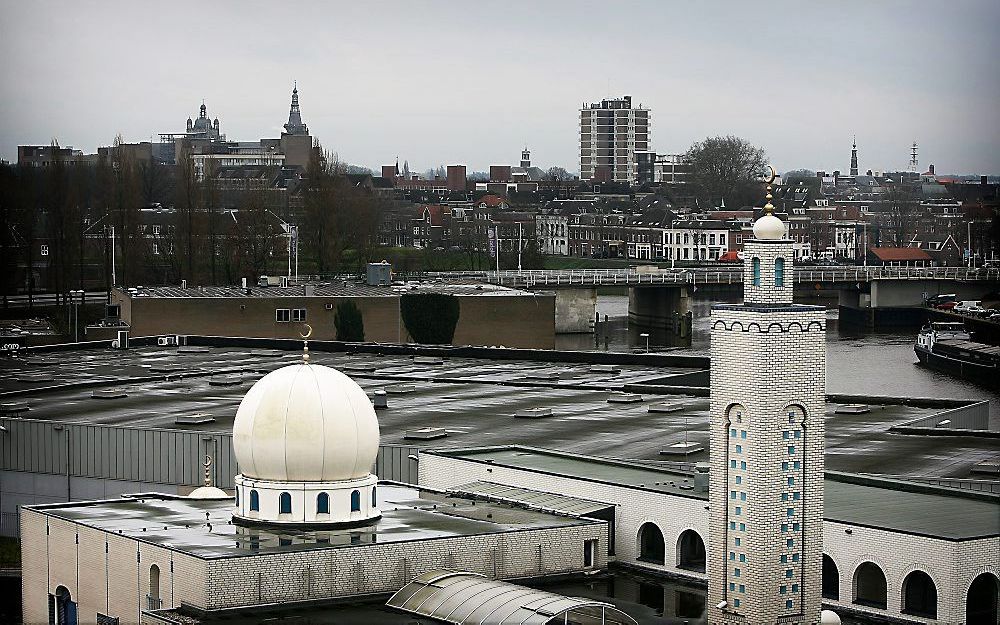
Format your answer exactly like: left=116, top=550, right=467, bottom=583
left=283, top=82, right=309, bottom=136
left=850, top=137, right=859, bottom=177
left=708, top=175, right=825, bottom=624
left=521, top=147, right=531, bottom=169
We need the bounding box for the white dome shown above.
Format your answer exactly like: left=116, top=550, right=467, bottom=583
left=188, top=485, right=229, bottom=499
left=752, top=213, right=785, bottom=240
left=820, top=610, right=842, bottom=625
left=233, top=363, right=380, bottom=482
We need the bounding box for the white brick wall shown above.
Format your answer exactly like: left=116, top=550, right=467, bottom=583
left=824, top=521, right=1000, bottom=623
left=200, top=522, right=606, bottom=610
left=419, top=452, right=710, bottom=581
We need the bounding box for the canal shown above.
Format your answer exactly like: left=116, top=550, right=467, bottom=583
left=555, top=294, right=1000, bottom=419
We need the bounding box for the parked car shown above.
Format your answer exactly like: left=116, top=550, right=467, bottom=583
left=718, top=251, right=742, bottom=263
left=935, top=301, right=957, bottom=310
left=926, top=293, right=957, bottom=307
left=954, top=300, right=985, bottom=315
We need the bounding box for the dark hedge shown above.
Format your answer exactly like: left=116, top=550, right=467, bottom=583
left=400, top=293, right=459, bottom=344
left=334, top=300, right=365, bottom=342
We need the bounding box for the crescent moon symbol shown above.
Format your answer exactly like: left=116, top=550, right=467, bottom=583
left=204, top=455, right=213, bottom=467
left=300, top=323, right=313, bottom=339
left=764, top=165, right=776, bottom=185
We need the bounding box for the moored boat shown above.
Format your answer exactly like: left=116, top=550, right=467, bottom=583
left=914, top=322, right=1000, bottom=389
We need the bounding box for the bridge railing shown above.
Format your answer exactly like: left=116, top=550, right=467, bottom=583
left=479, top=266, right=1000, bottom=287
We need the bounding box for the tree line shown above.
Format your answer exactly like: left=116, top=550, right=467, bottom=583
left=0, top=138, right=384, bottom=301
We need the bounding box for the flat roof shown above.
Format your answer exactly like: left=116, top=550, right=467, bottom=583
left=122, top=281, right=537, bottom=299
left=2, top=343, right=989, bottom=478
left=431, top=446, right=1000, bottom=541
left=29, top=484, right=599, bottom=559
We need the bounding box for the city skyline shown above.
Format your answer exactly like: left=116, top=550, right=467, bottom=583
left=1, top=0, right=999, bottom=175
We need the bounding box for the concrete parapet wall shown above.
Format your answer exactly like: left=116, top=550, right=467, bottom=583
left=553, top=287, right=597, bottom=333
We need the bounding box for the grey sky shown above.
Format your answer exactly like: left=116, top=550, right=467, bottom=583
left=2, top=0, right=998, bottom=175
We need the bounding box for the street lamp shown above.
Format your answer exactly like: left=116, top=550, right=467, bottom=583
left=639, top=332, right=650, bottom=353
left=69, top=290, right=85, bottom=343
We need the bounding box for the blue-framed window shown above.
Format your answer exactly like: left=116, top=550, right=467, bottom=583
left=786, top=599, right=793, bottom=609
left=775, top=257, right=785, bottom=287
left=235, top=489, right=239, bottom=506
left=735, top=598, right=741, bottom=607
left=372, top=486, right=377, bottom=507
left=752, top=258, right=761, bottom=286
left=249, top=489, right=259, bottom=511
left=350, top=489, right=361, bottom=512
left=279, top=492, right=291, bottom=514
left=317, top=492, right=329, bottom=514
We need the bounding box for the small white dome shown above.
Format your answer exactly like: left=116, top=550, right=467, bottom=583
left=233, top=363, right=380, bottom=482
left=188, top=486, right=229, bottom=499
left=752, top=213, right=786, bottom=240
left=820, top=610, right=842, bottom=625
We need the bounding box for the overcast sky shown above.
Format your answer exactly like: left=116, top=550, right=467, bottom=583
left=2, top=0, right=998, bottom=175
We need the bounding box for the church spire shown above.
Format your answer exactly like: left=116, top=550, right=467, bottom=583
left=283, top=82, right=309, bottom=136
left=850, top=136, right=859, bottom=177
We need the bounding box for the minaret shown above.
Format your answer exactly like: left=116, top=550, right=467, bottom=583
left=708, top=171, right=826, bottom=624
left=283, top=82, right=309, bottom=136
left=521, top=147, right=531, bottom=169
left=849, top=137, right=859, bottom=177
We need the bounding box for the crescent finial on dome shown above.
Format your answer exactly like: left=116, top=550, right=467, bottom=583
left=300, top=323, right=312, bottom=362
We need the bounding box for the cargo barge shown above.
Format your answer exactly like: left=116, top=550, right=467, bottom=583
left=914, top=322, right=1000, bottom=389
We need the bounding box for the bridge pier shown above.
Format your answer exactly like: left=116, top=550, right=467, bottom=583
left=553, top=287, right=597, bottom=333
left=838, top=279, right=992, bottom=330
left=628, top=286, right=692, bottom=337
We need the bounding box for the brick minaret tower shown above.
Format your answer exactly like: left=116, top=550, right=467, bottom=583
left=708, top=172, right=826, bottom=624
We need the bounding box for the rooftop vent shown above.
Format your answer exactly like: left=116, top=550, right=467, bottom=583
left=92, top=389, right=128, bottom=399
left=515, top=407, right=553, bottom=419
left=608, top=393, right=643, bottom=404
left=404, top=427, right=448, bottom=441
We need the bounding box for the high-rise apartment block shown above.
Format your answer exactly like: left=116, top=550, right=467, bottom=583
left=579, top=95, right=649, bottom=183
left=708, top=190, right=826, bottom=624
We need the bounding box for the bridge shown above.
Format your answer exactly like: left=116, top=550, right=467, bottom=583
left=478, top=266, right=999, bottom=288
left=433, top=266, right=998, bottom=334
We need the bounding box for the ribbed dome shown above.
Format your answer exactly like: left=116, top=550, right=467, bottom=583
left=752, top=213, right=785, bottom=240
left=233, top=363, right=380, bottom=482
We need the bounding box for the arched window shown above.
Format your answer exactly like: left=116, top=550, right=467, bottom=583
left=822, top=554, right=839, bottom=600
left=316, top=492, right=329, bottom=514
left=279, top=492, right=291, bottom=514
left=249, top=489, right=259, bottom=512
left=967, top=572, right=999, bottom=624
left=55, top=585, right=77, bottom=625
left=676, top=529, right=706, bottom=573
left=235, top=489, right=239, bottom=507
left=775, top=257, right=785, bottom=287
left=148, top=564, right=161, bottom=609
left=853, top=562, right=887, bottom=609
left=902, top=570, right=937, bottom=619
left=752, top=258, right=761, bottom=286
left=371, top=486, right=377, bottom=507
left=350, top=490, right=361, bottom=512
left=637, top=522, right=665, bottom=565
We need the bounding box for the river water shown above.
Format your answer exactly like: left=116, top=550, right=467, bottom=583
left=555, top=294, right=1000, bottom=416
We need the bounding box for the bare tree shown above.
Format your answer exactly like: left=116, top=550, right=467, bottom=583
left=878, top=184, right=920, bottom=247
left=685, top=136, right=767, bottom=208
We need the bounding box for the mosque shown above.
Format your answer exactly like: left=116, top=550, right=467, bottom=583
left=19, top=202, right=1000, bottom=624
